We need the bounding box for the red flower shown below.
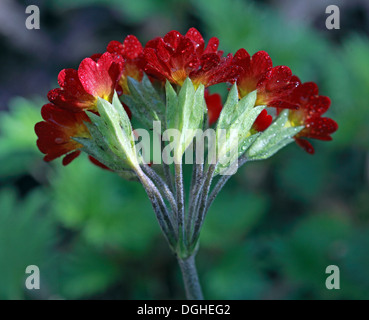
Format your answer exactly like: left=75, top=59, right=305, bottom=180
left=35, top=104, right=91, bottom=165
left=47, top=52, right=123, bottom=112
left=284, top=78, right=338, bottom=154
left=144, top=28, right=239, bottom=87
left=205, top=90, right=223, bottom=126
left=252, top=109, right=273, bottom=132
left=107, top=35, right=146, bottom=94
left=232, top=49, right=298, bottom=108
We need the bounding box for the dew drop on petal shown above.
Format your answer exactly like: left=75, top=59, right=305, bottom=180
left=54, top=137, right=64, bottom=144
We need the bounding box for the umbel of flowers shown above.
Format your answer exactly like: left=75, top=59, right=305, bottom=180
left=35, top=28, right=338, bottom=300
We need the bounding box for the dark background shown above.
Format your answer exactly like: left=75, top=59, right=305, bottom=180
left=0, top=0, right=368, bottom=299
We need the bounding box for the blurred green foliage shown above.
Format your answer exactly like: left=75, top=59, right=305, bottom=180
left=0, top=0, right=368, bottom=299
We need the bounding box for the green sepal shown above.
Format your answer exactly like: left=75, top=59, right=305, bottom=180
left=165, top=79, right=206, bottom=163
left=75, top=92, right=140, bottom=173
left=215, top=90, right=264, bottom=173
left=121, top=75, right=165, bottom=129
left=246, top=110, right=304, bottom=160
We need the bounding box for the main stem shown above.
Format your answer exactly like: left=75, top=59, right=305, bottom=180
left=177, top=254, right=204, bottom=300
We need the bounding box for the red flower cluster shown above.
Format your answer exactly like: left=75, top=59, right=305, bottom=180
left=35, top=28, right=337, bottom=166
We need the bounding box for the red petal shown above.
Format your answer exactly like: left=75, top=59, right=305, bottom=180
left=305, top=95, right=331, bottom=116
left=122, top=35, right=143, bottom=59
left=205, top=91, right=223, bottom=125
left=107, top=40, right=124, bottom=56
left=35, top=104, right=90, bottom=162
left=261, top=66, right=293, bottom=92
left=253, top=109, right=273, bottom=131
left=163, top=30, right=182, bottom=51
left=290, top=75, right=301, bottom=85
left=303, top=117, right=338, bottom=140
left=199, top=53, right=220, bottom=72
left=88, top=156, right=111, bottom=170
left=62, top=150, right=81, bottom=165
left=144, top=47, right=171, bottom=81
left=204, top=37, right=219, bottom=54
left=90, top=53, right=102, bottom=62
left=290, top=82, right=319, bottom=103
left=36, top=121, right=80, bottom=161
left=78, top=52, right=121, bottom=99
left=295, top=138, right=315, bottom=154
left=41, top=103, right=89, bottom=128
left=233, top=48, right=251, bottom=68
left=145, top=37, right=160, bottom=49
left=48, top=69, right=96, bottom=111
left=156, top=38, right=172, bottom=62
left=250, top=51, right=273, bottom=78
left=185, top=27, right=205, bottom=54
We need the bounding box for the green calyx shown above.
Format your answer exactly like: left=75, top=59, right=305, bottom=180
left=73, top=92, right=140, bottom=174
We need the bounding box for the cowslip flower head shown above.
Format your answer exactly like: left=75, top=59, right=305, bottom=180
left=47, top=52, right=123, bottom=112
left=283, top=77, right=338, bottom=154
left=144, top=28, right=239, bottom=87
left=35, top=103, right=91, bottom=165
left=107, top=35, right=146, bottom=94
left=232, top=49, right=299, bottom=108
left=36, top=52, right=124, bottom=166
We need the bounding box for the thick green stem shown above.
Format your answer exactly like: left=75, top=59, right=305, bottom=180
left=177, top=254, right=204, bottom=300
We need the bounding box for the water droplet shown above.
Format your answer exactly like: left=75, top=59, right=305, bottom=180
left=55, top=137, right=64, bottom=144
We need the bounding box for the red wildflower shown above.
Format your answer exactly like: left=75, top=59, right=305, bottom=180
left=284, top=78, right=338, bottom=154
left=47, top=52, right=123, bottom=112
left=232, top=49, right=298, bottom=108
left=144, top=28, right=239, bottom=87
left=35, top=103, right=91, bottom=165
left=107, top=35, right=146, bottom=94
left=205, top=90, right=223, bottom=126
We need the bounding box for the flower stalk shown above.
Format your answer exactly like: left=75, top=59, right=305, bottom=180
left=177, top=254, right=204, bottom=300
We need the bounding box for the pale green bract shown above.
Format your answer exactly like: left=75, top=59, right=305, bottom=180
left=214, top=87, right=265, bottom=174
left=165, top=79, right=206, bottom=163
